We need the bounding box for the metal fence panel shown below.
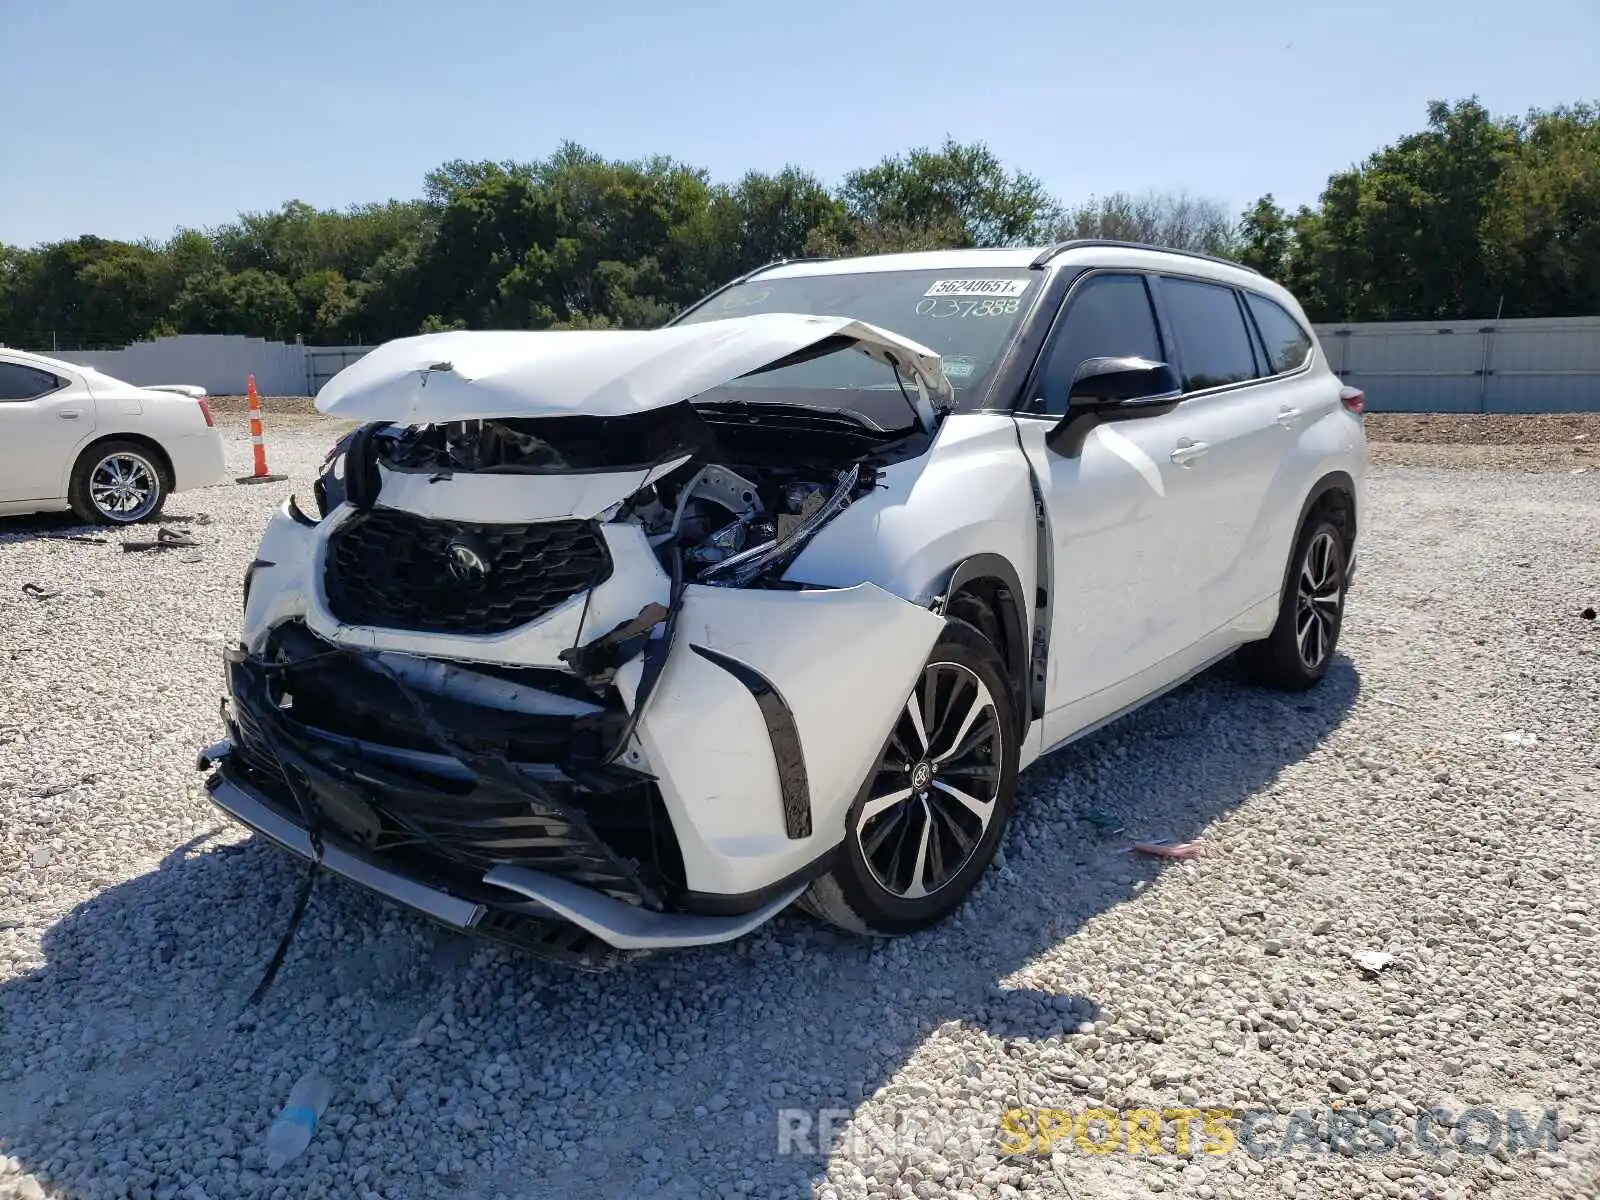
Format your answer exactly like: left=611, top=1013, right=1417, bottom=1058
left=1313, top=317, right=1600, bottom=413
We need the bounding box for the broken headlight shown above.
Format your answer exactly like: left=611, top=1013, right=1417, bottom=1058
left=699, top=463, right=860, bottom=588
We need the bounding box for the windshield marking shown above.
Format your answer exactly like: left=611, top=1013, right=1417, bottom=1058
left=922, top=278, right=1033, bottom=299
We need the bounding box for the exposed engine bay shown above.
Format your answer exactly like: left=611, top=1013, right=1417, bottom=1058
left=313, top=404, right=906, bottom=592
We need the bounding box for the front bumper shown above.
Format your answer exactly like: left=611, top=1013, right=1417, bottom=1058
left=204, top=744, right=803, bottom=952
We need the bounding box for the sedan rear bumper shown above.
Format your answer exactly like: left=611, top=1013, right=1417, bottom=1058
left=168, top=429, right=228, bottom=492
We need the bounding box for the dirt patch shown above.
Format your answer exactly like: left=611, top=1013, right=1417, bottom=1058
left=206, top=394, right=320, bottom=418
left=1365, top=412, right=1600, bottom=445
left=1365, top=412, right=1599, bottom=470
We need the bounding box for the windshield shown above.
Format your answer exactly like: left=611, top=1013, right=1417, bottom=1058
left=673, top=267, right=1038, bottom=425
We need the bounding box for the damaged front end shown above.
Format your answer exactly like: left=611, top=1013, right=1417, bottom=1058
left=202, top=317, right=949, bottom=960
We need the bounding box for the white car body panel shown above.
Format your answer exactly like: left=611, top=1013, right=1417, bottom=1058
left=619, top=583, right=943, bottom=894
left=0, top=347, right=225, bottom=515
left=211, top=243, right=1367, bottom=951
left=315, top=313, right=951, bottom=427
left=372, top=457, right=692, bottom=524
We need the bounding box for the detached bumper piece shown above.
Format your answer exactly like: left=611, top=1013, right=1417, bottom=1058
left=207, top=626, right=801, bottom=957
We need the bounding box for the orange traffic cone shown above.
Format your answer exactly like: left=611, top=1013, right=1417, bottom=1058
left=236, top=374, right=287, bottom=484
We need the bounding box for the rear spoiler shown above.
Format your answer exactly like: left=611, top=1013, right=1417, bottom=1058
left=143, top=384, right=209, bottom=398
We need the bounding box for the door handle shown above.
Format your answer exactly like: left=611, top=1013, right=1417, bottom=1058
left=57, top=410, right=81, bottom=420
left=1275, top=406, right=1301, bottom=428
left=1169, top=439, right=1209, bottom=467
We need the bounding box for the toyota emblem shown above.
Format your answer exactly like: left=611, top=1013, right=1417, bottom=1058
left=445, top=537, right=490, bottom=585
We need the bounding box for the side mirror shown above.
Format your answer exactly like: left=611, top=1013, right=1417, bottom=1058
left=1068, top=356, right=1182, bottom=407
left=1046, top=357, right=1183, bottom=458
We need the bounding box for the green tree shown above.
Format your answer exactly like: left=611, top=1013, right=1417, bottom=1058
left=1482, top=104, right=1600, bottom=317
left=832, top=138, right=1060, bottom=250
left=1236, top=195, right=1292, bottom=278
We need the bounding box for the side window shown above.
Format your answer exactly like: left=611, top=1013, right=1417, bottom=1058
left=1160, top=278, right=1259, bottom=392
left=0, top=363, right=63, bottom=402
left=1036, top=274, right=1163, bottom=415
left=1244, top=292, right=1314, bottom=375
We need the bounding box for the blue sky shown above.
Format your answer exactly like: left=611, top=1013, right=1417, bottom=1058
left=3, top=0, right=1596, bottom=248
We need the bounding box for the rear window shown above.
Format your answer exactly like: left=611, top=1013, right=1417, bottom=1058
left=1160, top=278, right=1260, bottom=392
left=674, top=268, right=1040, bottom=422
left=0, top=363, right=63, bottom=401
left=1244, top=292, right=1315, bottom=374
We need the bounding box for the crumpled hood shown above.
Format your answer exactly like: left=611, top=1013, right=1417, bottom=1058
left=315, top=313, right=951, bottom=425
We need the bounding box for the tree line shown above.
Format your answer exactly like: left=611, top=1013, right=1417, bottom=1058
left=2, top=98, right=1595, bottom=351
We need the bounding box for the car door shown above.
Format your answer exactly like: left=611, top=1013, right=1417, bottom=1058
left=1152, top=277, right=1287, bottom=628
left=1012, top=271, right=1223, bottom=745
left=0, top=360, right=94, bottom=503
left=1238, top=288, right=1325, bottom=606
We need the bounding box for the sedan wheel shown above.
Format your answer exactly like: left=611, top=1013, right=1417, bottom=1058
left=69, top=439, right=171, bottom=525
left=89, top=452, right=162, bottom=521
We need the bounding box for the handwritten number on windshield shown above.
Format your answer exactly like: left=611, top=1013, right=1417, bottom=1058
left=914, top=297, right=1021, bottom=318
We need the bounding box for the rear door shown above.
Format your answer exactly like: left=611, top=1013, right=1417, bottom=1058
left=1238, top=288, right=1325, bottom=604
left=0, top=360, right=93, bottom=503
left=1150, top=276, right=1286, bottom=631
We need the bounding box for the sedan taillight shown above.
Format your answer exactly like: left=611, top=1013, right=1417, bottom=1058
left=197, top=397, right=216, bottom=427
left=1339, top=386, right=1366, bottom=415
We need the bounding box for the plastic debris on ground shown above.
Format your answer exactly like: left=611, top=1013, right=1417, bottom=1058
left=1130, top=840, right=1205, bottom=860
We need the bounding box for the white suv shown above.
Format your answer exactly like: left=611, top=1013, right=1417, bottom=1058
left=201, top=241, right=1366, bottom=960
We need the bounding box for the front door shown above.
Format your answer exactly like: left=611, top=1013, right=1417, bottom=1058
left=1012, top=272, right=1228, bottom=746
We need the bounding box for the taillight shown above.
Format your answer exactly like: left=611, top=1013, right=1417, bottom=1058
left=197, top=397, right=216, bottom=427
left=1339, top=386, right=1366, bottom=415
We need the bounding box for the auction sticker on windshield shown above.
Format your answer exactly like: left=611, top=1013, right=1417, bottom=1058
left=924, top=278, right=1033, bottom=299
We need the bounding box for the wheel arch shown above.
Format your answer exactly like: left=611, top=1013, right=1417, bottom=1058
left=1280, top=470, right=1357, bottom=603
left=68, top=431, right=176, bottom=493
left=938, top=553, right=1033, bottom=733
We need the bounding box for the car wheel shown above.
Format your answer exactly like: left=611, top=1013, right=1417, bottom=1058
left=1239, top=516, right=1347, bottom=691
left=801, top=618, right=1019, bottom=936
left=69, top=440, right=169, bottom=525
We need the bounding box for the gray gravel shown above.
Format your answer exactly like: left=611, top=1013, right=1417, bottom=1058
left=1, top=418, right=1598, bottom=1200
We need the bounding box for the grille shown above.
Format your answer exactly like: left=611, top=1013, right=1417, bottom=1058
left=324, top=508, right=611, bottom=635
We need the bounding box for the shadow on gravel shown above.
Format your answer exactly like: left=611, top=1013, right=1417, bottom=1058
left=0, top=511, right=207, bottom=545
left=0, top=656, right=1359, bottom=1199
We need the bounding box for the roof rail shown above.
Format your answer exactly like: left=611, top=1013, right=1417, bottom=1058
left=1028, top=239, right=1261, bottom=275
left=665, top=256, right=833, bottom=326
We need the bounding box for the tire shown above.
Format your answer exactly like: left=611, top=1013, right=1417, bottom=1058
left=1238, top=515, right=1348, bottom=691
left=801, top=618, right=1020, bottom=936
left=68, top=440, right=170, bottom=525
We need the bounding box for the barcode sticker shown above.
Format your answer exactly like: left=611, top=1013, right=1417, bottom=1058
left=923, top=278, right=1032, bottom=299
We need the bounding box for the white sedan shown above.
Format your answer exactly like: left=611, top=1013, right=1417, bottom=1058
left=0, top=347, right=227, bottom=523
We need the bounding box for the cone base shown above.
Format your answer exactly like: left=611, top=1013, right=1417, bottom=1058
left=236, top=474, right=289, bottom=484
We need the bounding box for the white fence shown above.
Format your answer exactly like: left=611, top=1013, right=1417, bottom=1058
left=36, top=319, right=1600, bottom=411
left=1311, top=317, right=1600, bottom=413
left=45, top=335, right=371, bottom=398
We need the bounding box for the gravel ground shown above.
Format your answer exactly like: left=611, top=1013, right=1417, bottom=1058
left=2, top=417, right=1598, bottom=1200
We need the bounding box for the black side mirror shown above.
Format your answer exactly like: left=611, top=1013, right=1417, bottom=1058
left=1046, top=357, right=1183, bottom=458
left=1068, top=356, right=1182, bottom=407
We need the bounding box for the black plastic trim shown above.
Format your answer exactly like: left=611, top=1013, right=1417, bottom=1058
left=944, top=553, right=1033, bottom=730
left=689, top=644, right=812, bottom=839
left=1278, top=472, right=1358, bottom=605
left=681, top=845, right=838, bottom=916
